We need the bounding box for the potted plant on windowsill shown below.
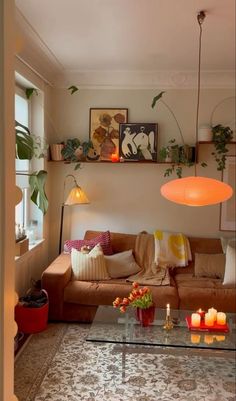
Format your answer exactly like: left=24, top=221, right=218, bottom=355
left=15, top=120, right=48, bottom=215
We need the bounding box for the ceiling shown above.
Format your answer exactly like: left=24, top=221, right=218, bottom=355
left=15, top=0, right=235, bottom=87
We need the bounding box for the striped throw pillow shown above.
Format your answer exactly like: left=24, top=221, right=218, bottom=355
left=71, top=244, right=110, bottom=281
left=65, top=231, right=113, bottom=255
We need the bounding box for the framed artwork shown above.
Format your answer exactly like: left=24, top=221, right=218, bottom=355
left=89, top=108, right=128, bottom=161
left=220, top=156, right=236, bottom=231
left=119, top=123, right=158, bottom=162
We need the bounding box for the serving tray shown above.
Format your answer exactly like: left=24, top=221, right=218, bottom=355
left=186, top=316, right=229, bottom=333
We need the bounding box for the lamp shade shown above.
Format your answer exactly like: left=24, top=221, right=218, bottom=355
left=64, top=186, right=89, bottom=205
left=161, top=176, right=233, bottom=206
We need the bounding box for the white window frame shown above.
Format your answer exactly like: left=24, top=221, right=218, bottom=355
left=15, top=84, right=44, bottom=243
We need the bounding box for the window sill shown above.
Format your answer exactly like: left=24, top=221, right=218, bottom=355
left=15, top=239, right=45, bottom=261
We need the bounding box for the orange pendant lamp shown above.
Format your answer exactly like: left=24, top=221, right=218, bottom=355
left=161, top=11, right=233, bottom=206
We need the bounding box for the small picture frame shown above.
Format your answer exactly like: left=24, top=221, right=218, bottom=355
left=119, top=123, right=158, bottom=162
left=220, top=155, right=235, bottom=231
left=89, top=108, right=128, bottom=161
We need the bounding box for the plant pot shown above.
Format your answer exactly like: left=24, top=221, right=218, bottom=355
left=136, top=305, right=155, bottom=327
left=50, top=144, right=64, bottom=161
left=198, top=125, right=213, bottom=141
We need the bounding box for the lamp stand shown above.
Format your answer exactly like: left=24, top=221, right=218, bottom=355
left=59, top=204, right=65, bottom=254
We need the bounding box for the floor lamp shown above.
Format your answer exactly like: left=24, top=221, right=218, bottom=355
left=59, top=174, right=89, bottom=254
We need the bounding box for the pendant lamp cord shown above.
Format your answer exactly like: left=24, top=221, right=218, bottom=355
left=195, top=11, right=206, bottom=176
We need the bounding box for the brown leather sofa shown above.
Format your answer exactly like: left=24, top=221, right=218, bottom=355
left=42, top=231, right=236, bottom=322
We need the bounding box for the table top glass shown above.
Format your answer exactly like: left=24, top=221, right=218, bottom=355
left=86, top=306, right=236, bottom=352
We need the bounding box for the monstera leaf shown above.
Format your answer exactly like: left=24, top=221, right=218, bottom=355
left=29, top=171, right=48, bottom=215
left=15, top=120, right=34, bottom=159
left=15, top=120, right=49, bottom=214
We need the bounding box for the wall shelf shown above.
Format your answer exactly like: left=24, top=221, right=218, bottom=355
left=47, top=160, right=182, bottom=165
left=47, top=142, right=236, bottom=165
left=196, top=141, right=236, bottom=163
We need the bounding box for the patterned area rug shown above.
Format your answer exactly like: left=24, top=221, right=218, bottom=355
left=15, top=323, right=236, bottom=401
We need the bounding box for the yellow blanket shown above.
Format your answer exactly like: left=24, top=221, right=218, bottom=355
left=154, top=230, right=192, bottom=268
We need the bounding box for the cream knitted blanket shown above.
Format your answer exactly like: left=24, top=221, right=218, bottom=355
left=127, top=233, right=170, bottom=286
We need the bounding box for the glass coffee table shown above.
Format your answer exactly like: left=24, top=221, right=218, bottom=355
left=86, top=305, right=236, bottom=353
left=86, top=306, right=235, bottom=382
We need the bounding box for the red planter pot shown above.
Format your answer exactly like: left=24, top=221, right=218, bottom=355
left=136, top=305, right=155, bottom=327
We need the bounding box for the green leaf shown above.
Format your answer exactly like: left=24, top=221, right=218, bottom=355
left=201, top=162, right=207, bottom=168
left=29, top=171, right=48, bottom=215
left=25, top=88, right=38, bottom=99
left=151, top=91, right=165, bottom=109
left=74, top=163, right=81, bottom=171
left=15, top=120, right=34, bottom=159
left=68, top=85, right=79, bottom=95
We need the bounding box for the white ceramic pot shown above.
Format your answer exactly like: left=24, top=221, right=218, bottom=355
left=198, top=125, right=213, bottom=141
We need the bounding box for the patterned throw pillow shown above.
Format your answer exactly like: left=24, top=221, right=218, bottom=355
left=64, top=231, right=113, bottom=255
left=71, top=244, right=110, bottom=281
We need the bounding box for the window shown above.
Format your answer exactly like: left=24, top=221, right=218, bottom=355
left=15, top=85, right=44, bottom=243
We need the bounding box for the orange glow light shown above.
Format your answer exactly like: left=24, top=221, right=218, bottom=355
left=161, top=176, right=233, bottom=206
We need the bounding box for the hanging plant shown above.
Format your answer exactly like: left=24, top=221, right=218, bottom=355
left=211, top=124, right=233, bottom=171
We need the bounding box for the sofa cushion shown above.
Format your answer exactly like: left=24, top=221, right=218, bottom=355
left=105, top=250, right=141, bottom=278
left=175, top=273, right=236, bottom=312
left=223, top=245, right=236, bottom=286
left=64, top=277, right=179, bottom=309
left=71, top=245, right=110, bottom=281
left=65, top=230, right=113, bottom=255
left=221, top=237, right=236, bottom=253
left=194, top=253, right=225, bottom=279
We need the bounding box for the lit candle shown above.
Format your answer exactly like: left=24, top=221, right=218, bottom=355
left=191, top=334, right=201, bottom=344
left=216, top=312, right=226, bottom=325
left=215, top=335, right=225, bottom=342
left=205, top=312, right=214, bottom=327
left=111, top=153, right=119, bottom=162
left=191, top=313, right=201, bottom=327
left=166, top=304, right=170, bottom=317
left=119, top=156, right=124, bottom=162
left=204, top=335, right=214, bottom=345
left=196, top=308, right=205, bottom=320
left=208, top=307, right=217, bottom=322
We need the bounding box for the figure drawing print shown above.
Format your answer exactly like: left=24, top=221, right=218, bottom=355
left=120, top=123, right=158, bottom=161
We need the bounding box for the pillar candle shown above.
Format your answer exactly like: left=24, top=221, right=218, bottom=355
left=215, top=335, right=225, bottom=342
left=191, top=334, right=201, bottom=344
left=166, top=303, right=170, bottom=317
left=205, top=312, right=214, bottom=326
left=204, top=335, right=214, bottom=344
left=216, top=312, right=226, bottom=325
left=196, top=308, right=205, bottom=319
left=208, top=307, right=217, bottom=321
left=191, top=313, right=201, bottom=327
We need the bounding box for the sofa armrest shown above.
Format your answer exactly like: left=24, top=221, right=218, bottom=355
left=41, top=253, right=72, bottom=320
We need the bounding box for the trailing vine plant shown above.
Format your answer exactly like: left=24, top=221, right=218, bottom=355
left=211, top=124, right=233, bottom=171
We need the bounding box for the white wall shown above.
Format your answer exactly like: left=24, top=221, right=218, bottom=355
left=47, top=88, right=235, bottom=261
left=0, top=1, right=16, bottom=400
